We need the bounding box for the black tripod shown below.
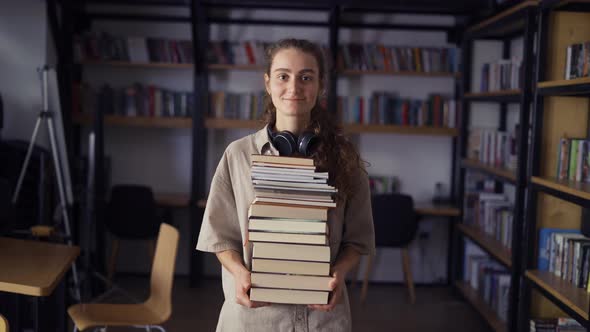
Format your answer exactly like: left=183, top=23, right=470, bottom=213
left=12, top=66, right=81, bottom=302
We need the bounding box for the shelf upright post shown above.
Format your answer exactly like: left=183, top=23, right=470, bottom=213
left=518, top=5, right=547, bottom=330
left=508, top=6, right=537, bottom=332
left=452, top=32, right=472, bottom=284
left=328, top=5, right=340, bottom=119
left=189, top=0, right=209, bottom=287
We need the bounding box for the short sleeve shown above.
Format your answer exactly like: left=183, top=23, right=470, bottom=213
left=196, top=150, right=242, bottom=253
left=341, top=167, right=376, bottom=256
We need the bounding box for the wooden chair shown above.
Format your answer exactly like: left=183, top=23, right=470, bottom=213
left=0, top=314, right=8, bottom=332
left=68, top=223, right=179, bottom=332
left=360, top=194, right=418, bottom=304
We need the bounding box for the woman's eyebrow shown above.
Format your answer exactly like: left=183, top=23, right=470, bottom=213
left=272, top=68, right=316, bottom=74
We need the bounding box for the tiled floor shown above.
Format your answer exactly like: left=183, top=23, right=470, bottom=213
left=90, top=276, right=491, bottom=332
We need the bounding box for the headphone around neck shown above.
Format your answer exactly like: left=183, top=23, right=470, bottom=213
left=267, top=125, right=318, bottom=157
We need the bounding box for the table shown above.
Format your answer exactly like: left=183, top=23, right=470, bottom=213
left=0, top=237, right=80, bottom=331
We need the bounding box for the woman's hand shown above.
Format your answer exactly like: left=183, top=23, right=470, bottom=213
left=308, top=270, right=344, bottom=312
left=234, top=268, right=270, bottom=309
left=215, top=250, right=269, bottom=309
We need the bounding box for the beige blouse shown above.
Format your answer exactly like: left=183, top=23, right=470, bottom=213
left=196, top=125, right=376, bottom=332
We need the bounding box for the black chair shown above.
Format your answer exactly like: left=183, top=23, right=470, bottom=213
left=361, top=193, right=419, bottom=304
left=105, top=184, right=162, bottom=282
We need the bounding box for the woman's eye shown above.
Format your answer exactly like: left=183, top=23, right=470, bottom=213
left=302, top=75, right=313, bottom=81
left=277, top=74, right=288, bottom=80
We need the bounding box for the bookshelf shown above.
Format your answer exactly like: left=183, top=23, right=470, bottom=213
left=452, top=1, right=537, bottom=331
left=60, top=1, right=463, bottom=287
left=455, top=281, right=508, bottom=332
left=519, top=3, right=590, bottom=330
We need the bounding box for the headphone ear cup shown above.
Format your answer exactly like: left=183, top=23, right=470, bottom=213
left=274, top=131, right=298, bottom=156
left=298, top=132, right=318, bottom=157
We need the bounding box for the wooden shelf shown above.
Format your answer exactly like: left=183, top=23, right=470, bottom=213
left=80, top=61, right=266, bottom=71
left=414, top=202, right=461, bottom=217
left=456, top=223, right=512, bottom=268
left=154, top=192, right=206, bottom=208
left=465, top=0, right=539, bottom=38
left=208, top=64, right=265, bottom=71
left=461, top=159, right=517, bottom=183
left=537, top=77, right=590, bottom=96
left=343, top=123, right=458, bottom=136
left=464, top=90, right=522, bottom=102
left=72, top=113, right=192, bottom=128
left=339, top=69, right=459, bottom=78
left=204, top=118, right=265, bottom=129
left=80, top=60, right=193, bottom=69
left=525, top=270, right=589, bottom=321
left=454, top=281, right=507, bottom=332
left=531, top=176, right=590, bottom=203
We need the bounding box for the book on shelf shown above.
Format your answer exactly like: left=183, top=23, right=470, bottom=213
left=555, top=137, right=590, bottom=182
left=464, top=243, right=511, bottom=322
left=249, top=288, right=329, bottom=305
left=479, top=57, right=522, bottom=92
left=209, top=91, right=265, bottom=121
left=251, top=258, right=330, bottom=276
left=337, top=43, right=459, bottom=73
left=74, top=31, right=194, bottom=64
left=337, top=93, right=457, bottom=128
left=530, top=317, right=584, bottom=332
left=467, top=127, right=518, bottom=171
left=564, top=41, right=590, bottom=80
left=542, top=230, right=590, bottom=290
left=72, top=82, right=194, bottom=119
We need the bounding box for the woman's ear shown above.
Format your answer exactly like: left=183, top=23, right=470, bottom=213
left=264, top=73, right=271, bottom=95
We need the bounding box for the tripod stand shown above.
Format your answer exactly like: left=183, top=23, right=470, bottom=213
left=12, top=65, right=81, bottom=302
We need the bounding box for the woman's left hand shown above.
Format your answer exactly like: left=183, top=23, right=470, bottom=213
left=308, top=270, right=344, bottom=312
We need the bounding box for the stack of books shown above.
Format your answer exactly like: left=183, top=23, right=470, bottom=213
left=248, top=154, right=337, bottom=305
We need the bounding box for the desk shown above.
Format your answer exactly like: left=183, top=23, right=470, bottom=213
left=414, top=202, right=461, bottom=217
left=414, top=202, right=461, bottom=285
left=0, top=237, right=80, bottom=331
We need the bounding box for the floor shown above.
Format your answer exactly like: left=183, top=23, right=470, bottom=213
left=86, top=276, right=491, bottom=332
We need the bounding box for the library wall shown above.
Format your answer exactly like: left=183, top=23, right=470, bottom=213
left=58, top=4, right=458, bottom=282
left=0, top=0, right=50, bottom=146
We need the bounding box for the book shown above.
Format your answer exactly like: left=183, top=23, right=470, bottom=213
left=251, top=173, right=328, bottom=183
left=249, top=218, right=327, bottom=233
left=252, top=258, right=330, bottom=276
left=249, top=231, right=328, bottom=245
left=252, top=165, right=328, bottom=178
left=251, top=272, right=332, bottom=291
left=252, top=161, right=316, bottom=170
left=249, top=288, right=328, bottom=305
left=248, top=202, right=329, bottom=220
left=252, top=242, right=330, bottom=262
left=254, top=184, right=337, bottom=193
left=251, top=154, right=314, bottom=167
left=252, top=179, right=335, bottom=190
left=253, top=197, right=336, bottom=208
left=254, top=189, right=333, bottom=202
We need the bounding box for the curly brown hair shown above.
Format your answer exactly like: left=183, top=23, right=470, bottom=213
left=262, top=38, right=365, bottom=201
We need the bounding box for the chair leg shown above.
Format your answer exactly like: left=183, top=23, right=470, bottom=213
left=360, top=254, right=374, bottom=304
left=107, top=238, right=120, bottom=285
left=401, top=248, right=416, bottom=304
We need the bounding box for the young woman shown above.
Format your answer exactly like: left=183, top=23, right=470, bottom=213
left=197, top=38, right=375, bottom=332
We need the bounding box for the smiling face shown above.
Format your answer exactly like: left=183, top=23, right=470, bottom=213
left=264, top=48, right=322, bottom=122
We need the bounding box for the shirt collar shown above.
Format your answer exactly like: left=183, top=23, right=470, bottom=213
left=254, top=124, right=278, bottom=155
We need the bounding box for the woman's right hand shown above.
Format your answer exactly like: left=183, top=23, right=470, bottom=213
left=234, top=268, right=270, bottom=308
